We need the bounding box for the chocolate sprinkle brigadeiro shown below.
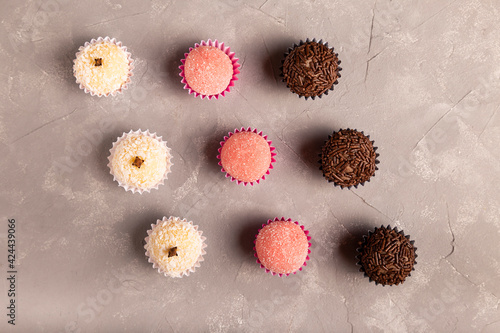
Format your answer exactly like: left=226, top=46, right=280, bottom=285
left=281, top=39, right=341, bottom=99
left=357, top=225, right=417, bottom=286
left=320, top=129, right=379, bottom=188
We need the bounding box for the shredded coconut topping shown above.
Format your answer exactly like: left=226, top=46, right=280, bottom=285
left=74, top=41, right=130, bottom=95
left=111, top=133, right=170, bottom=190
left=146, top=217, right=203, bottom=278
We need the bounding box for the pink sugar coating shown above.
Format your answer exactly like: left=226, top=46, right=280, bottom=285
left=255, top=220, right=309, bottom=275
left=184, top=46, right=233, bottom=96
left=220, top=132, right=272, bottom=183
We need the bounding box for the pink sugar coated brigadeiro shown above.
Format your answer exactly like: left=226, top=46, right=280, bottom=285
left=254, top=218, right=311, bottom=276
left=184, top=46, right=233, bottom=96
left=219, top=129, right=274, bottom=184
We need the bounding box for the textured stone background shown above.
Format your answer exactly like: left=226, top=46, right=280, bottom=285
left=1, top=0, right=500, bottom=332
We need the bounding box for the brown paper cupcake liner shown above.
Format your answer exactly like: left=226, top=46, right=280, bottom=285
left=356, top=225, right=417, bottom=286
left=280, top=38, right=342, bottom=100
left=318, top=128, right=379, bottom=189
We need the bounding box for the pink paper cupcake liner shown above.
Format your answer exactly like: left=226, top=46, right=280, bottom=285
left=107, top=129, right=173, bottom=194
left=73, top=36, right=134, bottom=97
left=217, top=127, right=277, bottom=186
left=253, top=217, right=312, bottom=277
left=179, top=39, right=240, bottom=100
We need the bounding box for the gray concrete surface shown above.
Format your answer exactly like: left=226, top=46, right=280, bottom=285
left=1, top=0, right=500, bottom=332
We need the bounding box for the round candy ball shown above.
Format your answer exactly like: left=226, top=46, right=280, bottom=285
left=321, top=129, right=378, bottom=188
left=145, top=216, right=206, bottom=278
left=184, top=46, right=233, bottom=96
left=357, top=225, right=417, bottom=286
left=73, top=38, right=132, bottom=96
left=255, top=219, right=310, bottom=275
left=220, top=131, right=272, bottom=183
left=282, top=40, right=340, bottom=98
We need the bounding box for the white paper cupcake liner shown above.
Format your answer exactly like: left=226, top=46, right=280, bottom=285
left=144, top=216, right=207, bottom=278
left=107, top=129, right=173, bottom=194
left=73, top=36, right=134, bottom=97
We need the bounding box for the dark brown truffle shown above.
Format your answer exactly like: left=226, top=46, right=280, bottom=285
left=320, top=129, right=378, bottom=188
left=281, top=39, right=341, bottom=99
left=357, top=225, right=417, bottom=286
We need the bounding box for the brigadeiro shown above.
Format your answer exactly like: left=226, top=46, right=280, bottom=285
left=357, top=225, right=417, bottom=286
left=319, top=128, right=379, bottom=189
left=280, top=38, right=341, bottom=99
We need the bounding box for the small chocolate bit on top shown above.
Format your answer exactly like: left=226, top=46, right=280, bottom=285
left=132, top=156, right=144, bottom=169
left=94, top=58, right=103, bottom=66
left=168, top=247, right=178, bottom=258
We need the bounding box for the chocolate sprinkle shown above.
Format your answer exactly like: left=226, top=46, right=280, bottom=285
left=320, top=129, right=378, bottom=188
left=94, top=58, right=103, bottom=66
left=281, top=40, right=341, bottom=98
left=132, top=156, right=144, bottom=169
left=357, top=226, right=417, bottom=286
